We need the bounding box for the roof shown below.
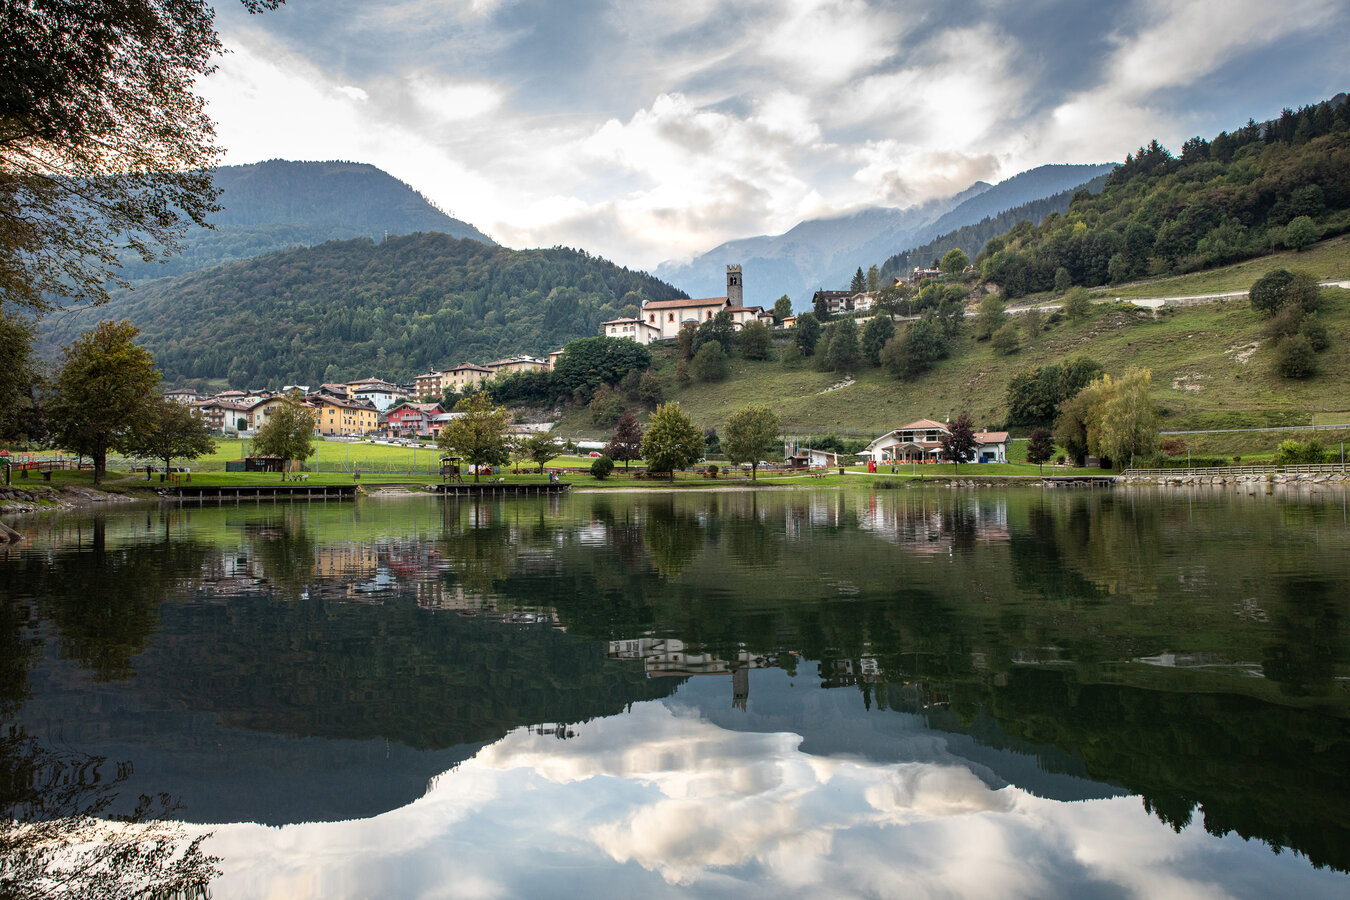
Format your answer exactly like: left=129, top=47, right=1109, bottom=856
left=486, top=356, right=546, bottom=367
left=975, top=431, right=1009, bottom=444
left=725, top=306, right=763, bottom=314
left=315, top=396, right=377, bottom=411
left=449, top=362, right=492, bottom=373
left=896, top=418, right=949, bottom=432
left=348, top=377, right=397, bottom=388
left=602, top=317, right=659, bottom=327
left=165, top=388, right=199, bottom=396
left=642, top=296, right=729, bottom=310
left=196, top=399, right=250, bottom=411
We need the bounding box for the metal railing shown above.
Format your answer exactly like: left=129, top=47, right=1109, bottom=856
left=1122, top=464, right=1348, bottom=477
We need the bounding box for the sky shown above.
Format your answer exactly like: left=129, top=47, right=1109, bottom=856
left=202, top=0, right=1350, bottom=271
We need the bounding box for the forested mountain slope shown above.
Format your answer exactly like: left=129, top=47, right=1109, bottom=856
left=46, top=233, right=686, bottom=387
left=879, top=174, right=1112, bottom=280
left=981, top=96, right=1350, bottom=296
left=116, top=160, right=495, bottom=283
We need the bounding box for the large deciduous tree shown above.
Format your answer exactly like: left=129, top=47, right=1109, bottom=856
left=793, top=312, right=821, bottom=356
left=640, top=403, right=703, bottom=480
left=937, top=411, right=978, bottom=472
left=0, top=313, right=43, bottom=442
left=605, top=411, right=643, bottom=468
left=129, top=396, right=215, bottom=475
left=1, top=0, right=284, bottom=315
left=1025, top=427, right=1055, bottom=473
left=723, top=405, right=780, bottom=481
left=1053, top=368, right=1159, bottom=469
left=47, top=320, right=159, bottom=484
left=773, top=295, right=793, bottom=324
left=251, top=395, right=315, bottom=477
left=519, top=432, right=564, bottom=474
left=939, top=248, right=969, bottom=275
left=436, top=393, right=511, bottom=482
left=552, top=336, right=651, bottom=402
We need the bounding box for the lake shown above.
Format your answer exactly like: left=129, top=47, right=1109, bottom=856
left=1, top=487, right=1348, bottom=898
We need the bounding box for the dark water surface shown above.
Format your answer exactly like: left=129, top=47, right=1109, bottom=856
left=2, top=488, right=1348, bottom=898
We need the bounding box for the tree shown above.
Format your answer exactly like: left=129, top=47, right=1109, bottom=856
left=1063, top=286, right=1091, bottom=320
left=850, top=267, right=866, bottom=294
left=737, top=320, right=772, bottom=359
left=694, top=310, right=735, bottom=354
left=1, top=0, right=284, bottom=316
left=436, top=393, right=512, bottom=482
left=937, top=412, right=978, bottom=472
left=605, top=411, right=644, bottom=468
left=676, top=320, right=699, bottom=359
left=974, top=296, right=1006, bottom=340
left=723, top=405, right=781, bottom=481
left=866, top=264, right=881, bottom=292
left=882, top=317, right=948, bottom=377
left=1284, top=215, right=1319, bottom=251
left=251, top=395, right=316, bottom=477
left=861, top=314, right=895, bottom=366
left=637, top=370, right=664, bottom=407
left=589, top=455, right=614, bottom=479
left=824, top=317, right=859, bottom=371
left=640, top=403, right=704, bottom=479
left=1021, top=306, right=1044, bottom=342
left=874, top=282, right=914, bottom=317
left=129, top=397, right=215, bottom=475
left=1249, top=269, right=1320, bottom=318
left=1275, top=334, right=1318, bottom=378
left=1093, top=368, right=1160, bottom=467
left=519, top=432, right=565, bottom=473
left=0, top=313, right=42, bottom=443
left=552, top=336, right=651, bottom=402
left=1026, top=427, right=1055, bottom=473
left=690, top=341, right=729, bottom=382
left=773, top=295, right=793, bottom=324
left=46, top=320, right=159, bottom=485
left=793, top=312, right=822, bottom=355
left=990, top=322, right=1020, bottom=355
left=939, top=248, right=969, bottom=275
left=588, top=385, right=625, bottom=427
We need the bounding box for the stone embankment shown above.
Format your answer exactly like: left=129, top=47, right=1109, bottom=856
left=1121, top=472, right=1350, bottom=487
left=1, top=485, right=141, bottom=542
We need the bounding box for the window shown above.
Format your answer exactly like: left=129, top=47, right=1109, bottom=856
left=649, top=314, right=655, bottom=323
left=668, top=313, right=674, bottom=322
left=707, top=310, right=712, bottom=319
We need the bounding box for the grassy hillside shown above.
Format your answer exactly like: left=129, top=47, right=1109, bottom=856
left=555, top=249, right=1350, bottom=446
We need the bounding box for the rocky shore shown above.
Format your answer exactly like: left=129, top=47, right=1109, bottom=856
left=1120, top=471, right=1350, bottom=487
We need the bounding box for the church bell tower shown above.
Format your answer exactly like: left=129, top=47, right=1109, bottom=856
left=726, top=264, right=743, bottom=306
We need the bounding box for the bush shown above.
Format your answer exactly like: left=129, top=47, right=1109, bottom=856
left=1063, top=287, right=1091, bottom=320
left=1250, top=268, right=1321, bottom=317
left=1274, top=333, right=1317, bottom=378
left=1276, top=439, right=1326, bottom=464
left=589, top=386, right=626, bottom=427
left=690, top=341, right=729, bottom=382
left=779, top=342, right=804, bottom=368
left=990, top=322, right=1020, bottom=355
left=706, top=463, right=719, bottom=478
left=589, top=455, right=614, bottom=479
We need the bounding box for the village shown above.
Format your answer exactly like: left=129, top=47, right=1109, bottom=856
left=169, top=263, right=1005, bottom=467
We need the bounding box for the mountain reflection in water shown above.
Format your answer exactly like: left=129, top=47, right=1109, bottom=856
left=1, top=489, right=1347, bottom=898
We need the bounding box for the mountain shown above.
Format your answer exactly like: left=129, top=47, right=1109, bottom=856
left=43, top=233, right=686, bottom=388
left=655, top=164, right=1115, bottom=308
left=878, top=173, right=1113, bottom=280
left=115, top=160, right=495, bottom=283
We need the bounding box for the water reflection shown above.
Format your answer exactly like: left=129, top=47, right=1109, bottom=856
left=1, top=489, right=1348, bottom=896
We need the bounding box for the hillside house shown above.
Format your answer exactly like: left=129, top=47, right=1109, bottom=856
left=812, top=290, right=853, bottom=315
left=486, top=356, right=550, bottom=378
left=864, top=419, right=1009, bottom=463
left=413, top=370, right=446, bottom=400
left=641, top=296, right=733, bottom=339
left=445, top=363, right=493, bottom=392
left=347, top=377, right=405, bottom=411
left=165, top=388, right=202, bottom=405
left=602, top=317, right=662, bottom=344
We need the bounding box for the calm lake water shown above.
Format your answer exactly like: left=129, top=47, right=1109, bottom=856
left=2, top=488, right=1348, bottom=898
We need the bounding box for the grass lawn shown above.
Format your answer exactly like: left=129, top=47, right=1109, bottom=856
left=1086, top=234, right=1350, bottom=300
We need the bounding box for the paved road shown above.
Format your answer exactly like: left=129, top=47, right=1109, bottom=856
left=1010, top=280, right=1350, bottom=313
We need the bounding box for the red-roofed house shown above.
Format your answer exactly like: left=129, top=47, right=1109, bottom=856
left=864, top=419, right=1008, bottom=463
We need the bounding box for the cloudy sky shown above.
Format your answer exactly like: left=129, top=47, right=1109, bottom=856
left=203, top=0, right=1350, bottom=270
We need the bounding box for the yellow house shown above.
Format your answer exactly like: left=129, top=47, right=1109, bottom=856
left=314, top=397, right=378, bottom=436
left=446, top=362, right=493, bottom=391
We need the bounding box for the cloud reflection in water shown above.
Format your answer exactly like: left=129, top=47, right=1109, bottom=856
left=202, top=694, right=1346, bottom=899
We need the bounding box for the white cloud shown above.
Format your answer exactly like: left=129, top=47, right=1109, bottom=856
left=406, top=74, right=504, bottom=122
left=1038, top=0, right=1343, bottom=163
left=198, top=698, right=1350, bottom=899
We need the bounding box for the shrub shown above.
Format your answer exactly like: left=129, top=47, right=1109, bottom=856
left=706, top=463, right=719, bottom=478
left=690, top=341, right=729, bottom=382
left=1274, top=333, right=1317, bottom=378
left=589, top=455, right=614, bottom=479
left=990, top=322, right=1020, bottom=355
